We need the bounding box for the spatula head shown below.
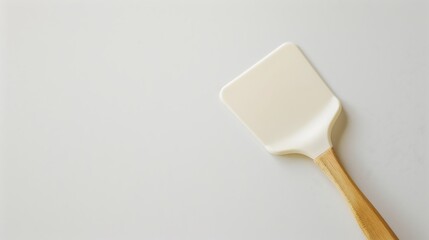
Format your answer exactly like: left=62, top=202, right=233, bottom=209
left=220, top=43, right=341, bottom=159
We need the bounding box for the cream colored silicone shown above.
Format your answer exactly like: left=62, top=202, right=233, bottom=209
left=220, top=43, right=341, bottom=158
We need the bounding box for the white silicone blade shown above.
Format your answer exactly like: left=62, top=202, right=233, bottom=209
left=220, top=43, right=341, bottom=159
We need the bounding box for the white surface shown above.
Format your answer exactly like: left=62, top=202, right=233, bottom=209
left=0, top=0, right=428, bottom=239
left=220, top=43, right=341, bottom=158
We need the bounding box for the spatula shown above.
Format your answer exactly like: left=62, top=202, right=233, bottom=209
left=220, top=43, right=398, bottom=240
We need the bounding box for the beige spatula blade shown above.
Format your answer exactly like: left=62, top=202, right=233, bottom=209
left=220, top=43, right=341, bottom=158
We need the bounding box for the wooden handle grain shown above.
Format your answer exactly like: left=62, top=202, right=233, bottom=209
left=315, top=148, right=398, bottom=240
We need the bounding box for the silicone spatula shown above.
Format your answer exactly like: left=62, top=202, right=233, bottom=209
left=220, top=43, right=398, bottom=240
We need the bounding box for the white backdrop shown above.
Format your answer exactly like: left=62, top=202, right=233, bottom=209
left=1, top=0, right=428, bottom=239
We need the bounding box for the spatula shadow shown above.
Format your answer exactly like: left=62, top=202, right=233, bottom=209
left=292, top=44, right=348, bottom=151
left=270, top=46, right=348, bottom=161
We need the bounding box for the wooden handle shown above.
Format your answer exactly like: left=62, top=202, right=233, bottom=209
left=314, top=148, right=398, bottom=240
